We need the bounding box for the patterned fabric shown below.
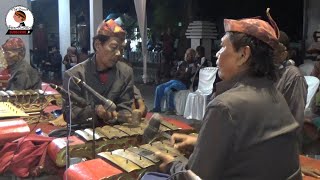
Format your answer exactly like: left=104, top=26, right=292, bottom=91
left=96, top=19, right=126, bottom=40
left=2, top=37, right=25, bottom=51
left=224, top=8, right=280, bottom=50
left=1, top=38, right=26, bottom=64
left=0, top=47, right=8, bottom=71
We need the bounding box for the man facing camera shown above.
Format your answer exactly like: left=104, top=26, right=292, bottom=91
left=62, top=19, right=134, bottom=126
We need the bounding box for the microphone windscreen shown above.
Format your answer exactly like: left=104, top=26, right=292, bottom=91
left=142, top=113, right=161, bottom=144
left=105, top=100, right=116, bottom=112
left=72, top=76, right=82, bottom=84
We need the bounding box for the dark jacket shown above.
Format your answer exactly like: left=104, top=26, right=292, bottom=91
left=173, top=61, right=195, bottom=88
left=276, top=63, right=307, bottom=130
left=7, top=60, right=41, bottom=90
left=62, top=55, right=134, bottom=125
left=168, top=72, right=301, bottom=180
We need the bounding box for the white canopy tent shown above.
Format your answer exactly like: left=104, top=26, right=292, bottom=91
left=134, top=0, right=148, bottom=83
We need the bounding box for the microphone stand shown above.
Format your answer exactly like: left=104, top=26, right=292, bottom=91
left=89, top=94, right=97, bottom=159
left=66, top=122, right=70, bottom=168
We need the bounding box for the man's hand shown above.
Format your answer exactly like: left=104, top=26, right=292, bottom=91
left=49, top=114, right=67, bottom=127
left=302, top=165, right=320, bottom=178
left=171, top=133, right=197, bottom=151
left=155, top=151, right=175, bottom=172
left=95, top=105, right=117, bottom=123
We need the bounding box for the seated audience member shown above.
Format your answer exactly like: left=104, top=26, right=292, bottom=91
left=191, top=46, right=212, bottom=90
left=62, top=46, right=78, bottom=70
left=195, top=45, right=211, bottom=68
left=276, top=31, right=308, bottom=131
left=154, top=9, right=301, bottom=180
left=62, top=19, right=134, bottom=126
left=310, top=56, right=320, bottom=79
left=78, top=47, right=89, bottom=63
left=48, top=46, right=62, bottom=68
left=309, top=29, right=320, bottom=78
left=151, top=48, right=196, bottom=114
left=276, top=31, right=320, bottom=178
left=0, top=37, right=41, bottom=90
left=43, top=46, right=62, bottom=78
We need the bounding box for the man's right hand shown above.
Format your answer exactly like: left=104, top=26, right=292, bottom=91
left=301, top=165, right=320, bottom=178
left=171, top=133, right=197, bottom=151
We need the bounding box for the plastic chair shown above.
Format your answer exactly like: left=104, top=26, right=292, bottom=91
left=184, top=67, right=218, bottom=120
left=305, top=76, right=320, bottom=109
left=299, top=60, right=315, bottom=76
left=161, top=89, right=191, bottom=115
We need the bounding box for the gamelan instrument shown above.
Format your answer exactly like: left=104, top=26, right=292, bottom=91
left=64, top=139, right=188, bottom=180
left=48, top=114, right=194, bottom=167
left=0, top=102, right=29, bottom=118
left=0, top=118, right=30, bottom=145
left=0, top=89, right=61, bottom=113
left=0, top=89, right=62, bottom=124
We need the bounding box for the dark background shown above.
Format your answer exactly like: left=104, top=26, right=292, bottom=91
left=103, top=0, right=303, bottom=41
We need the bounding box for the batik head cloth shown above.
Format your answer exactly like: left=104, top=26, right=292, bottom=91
left=0, top=47, right=8, bottom=71
left=224, top=8, right=280, bottom=50
left=96, top=19, right=126, bottom=40
left=2, top=37, right=25, bottom=51
left=1, top=37, right=26, bottom=64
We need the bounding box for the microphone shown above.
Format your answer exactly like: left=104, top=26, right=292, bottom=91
left=72, top=76, right=116, bottom=112
left=50, top=83, right=88, bottom=108
left=142, top=113, right=171, bottom=144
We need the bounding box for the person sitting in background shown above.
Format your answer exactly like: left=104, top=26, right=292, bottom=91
left=155, top=9, right=301, bottom=179
left=276, top=31, right=307, bottom=131
left=151, top=48, right=196, bottom=115
left=42, top=46, right=62, bottom=79
left=78, top=47, right=89, bottom=64
left=195, top=46, right=211, bottom=68
left=310, top=55, right=320, bottom=79
left=191, top=46, right=212, bottom=91
left=0, top=37, right=41, bottom=90
left=62, top=19, right=134, bottom=126
left=308, top=28, right=320, bottom=78
left=62, top=46, right=78, bottom=70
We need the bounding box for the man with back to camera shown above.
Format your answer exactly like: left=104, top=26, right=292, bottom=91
left=151, top=9, right=301, bottom=180
left=62, top=19, right=134, bottom=126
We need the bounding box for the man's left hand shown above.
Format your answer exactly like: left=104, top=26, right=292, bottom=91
left=155, top=151, right=175, bottom=172
left=95, top=105, right=118, bottom=123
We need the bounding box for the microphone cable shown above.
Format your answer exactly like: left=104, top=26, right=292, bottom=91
left=5, top=85, right=51, bottom=173
left=167, top=170, right=201, bottom=180
left=65, top=76, right=73, bottom=173
left=166, top=170, right=188, bottom=180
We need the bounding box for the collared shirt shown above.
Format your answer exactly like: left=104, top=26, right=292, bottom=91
left=62, top=55, right=134, bottom=124
left=168, top=72, right=300, bottom=180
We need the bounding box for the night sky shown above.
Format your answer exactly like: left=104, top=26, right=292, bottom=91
left=103, top=0, right=303, bottom=41
left=196, top=0, right=303, bottom=41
